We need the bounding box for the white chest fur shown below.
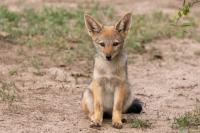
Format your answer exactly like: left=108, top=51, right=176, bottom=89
left=93, top=54, right=128, bottom=91
left=91, top=54, right=130, bottom=113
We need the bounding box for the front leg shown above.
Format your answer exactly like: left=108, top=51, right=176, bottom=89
left=112, top=83, right=125, bottom=129
left=90, top=80, right=103, bottom=128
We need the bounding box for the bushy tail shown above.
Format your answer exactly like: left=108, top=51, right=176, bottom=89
left=126, top=99, right=143, bottom=114
left=103, top=99, right=143, bottom=119
left=103, top=112, right=112, bottom=119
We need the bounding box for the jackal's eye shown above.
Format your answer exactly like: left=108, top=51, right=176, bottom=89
left=113, top=42, right=119, bottom=46
left=99, top=42, right=105, bottom=47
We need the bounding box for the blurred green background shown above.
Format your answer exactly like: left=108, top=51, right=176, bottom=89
left=0, top=0, right=200, bottom=63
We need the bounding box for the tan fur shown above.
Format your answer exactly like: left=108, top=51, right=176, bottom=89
left=82, top=13, right=133, bottom=129
left=82, top=98, right=89, bottom=114
left=112, top=83, right=126, bottom=128
left=90, top=80, right=103, bottom=126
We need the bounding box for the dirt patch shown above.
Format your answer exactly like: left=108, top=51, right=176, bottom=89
left=0, top=38, right=200, bottom=132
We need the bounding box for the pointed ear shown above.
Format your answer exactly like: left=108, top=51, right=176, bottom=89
left=115, top=13, right=132, bottom=35
left=84, top=14, right=103, bottom=36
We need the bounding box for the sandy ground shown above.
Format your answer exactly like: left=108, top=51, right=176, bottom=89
left=0, top=38, right=200, bottom=133
left=0, top=0, right=200, bottom=133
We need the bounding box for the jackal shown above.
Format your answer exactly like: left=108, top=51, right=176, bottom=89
left=82, top=13, right=142, bottom=129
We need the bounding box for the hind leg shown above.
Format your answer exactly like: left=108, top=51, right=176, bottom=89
left=82, top=81, right=103, bottom=127
left=82, top=89, right=101, bottom=127
left=122, top=90, right=143, bottom=114
left=82, top=89, right=94, bottom=118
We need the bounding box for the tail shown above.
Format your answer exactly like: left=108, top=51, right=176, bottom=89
left=103, top=112, right=112, bottom=119
left=103, top=99, right=143, bottom=119
left=125, top=99, right=143, bottom=114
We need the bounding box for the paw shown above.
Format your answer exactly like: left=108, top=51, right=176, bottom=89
left=112, top=121, right=123, bottom=129
left=89, top=116, right=102, bottom=128
left=90, top=120, right=102, bottom=129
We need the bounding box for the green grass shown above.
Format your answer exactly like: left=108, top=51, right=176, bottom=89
left=131, top=118, right=152, bottom=128
left=30, top=56, right=43, bottom=70
left=0, top=4, right=199, bottom=60
left=0, top=81, right=18, bottom=103
left=29, top=56, right=44, bottom=75
left=127, top=11, right=198, bottom=52
left=9, top=69, right=18, bottom=76
left=172, top=108, right=200, bottom=129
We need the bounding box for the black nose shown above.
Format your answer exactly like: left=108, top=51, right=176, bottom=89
left=106, top=55, right=112, bottom=61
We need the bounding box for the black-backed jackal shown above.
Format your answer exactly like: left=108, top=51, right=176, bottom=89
left=82, top=13, right=142, bottom=129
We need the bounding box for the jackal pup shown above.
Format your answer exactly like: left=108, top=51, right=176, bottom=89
left=82, top=13, right=142, bottom=129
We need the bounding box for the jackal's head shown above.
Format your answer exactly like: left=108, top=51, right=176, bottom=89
left=84, top=13, right=132, bottom=61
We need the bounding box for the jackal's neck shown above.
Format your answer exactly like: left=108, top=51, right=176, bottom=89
left=93, top=50, right=128, bottom=81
